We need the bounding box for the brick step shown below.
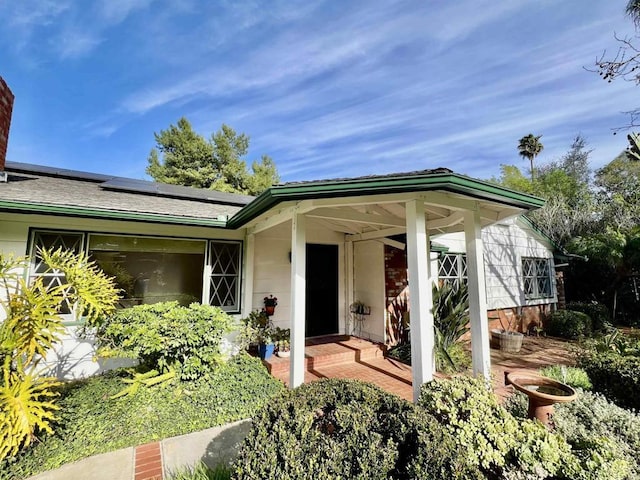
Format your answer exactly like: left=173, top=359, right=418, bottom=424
left=263, top=336, right=386, bottom=376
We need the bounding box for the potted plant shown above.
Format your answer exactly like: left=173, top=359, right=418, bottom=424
left=276, top=339, right=290, bottom=357
left=240, top=310, right=276, bottom=359
left=264, top=295, right=278, bottom=316
left=492, top=308, right=524, bottom=353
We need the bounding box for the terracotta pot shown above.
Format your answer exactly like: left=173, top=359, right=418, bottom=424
left=264, top=305, right=276, bottom=316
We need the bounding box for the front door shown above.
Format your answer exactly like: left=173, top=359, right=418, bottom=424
left=305, top=244, right=339, bottom=337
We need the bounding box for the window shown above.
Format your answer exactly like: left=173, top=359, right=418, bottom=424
left=88, top=234, right=206, bottom=307
left=438, top=253, right=467, bottom=286
left=29, top=230, right=85, bottom=313
left=28, top=229, right=242, bottom=312
left=522, top=257, right=553, bottom=299
left=208, top=241, right=241, bottom=312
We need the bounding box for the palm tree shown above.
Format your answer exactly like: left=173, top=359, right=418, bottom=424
left=517, top=134, right=544, bottom=181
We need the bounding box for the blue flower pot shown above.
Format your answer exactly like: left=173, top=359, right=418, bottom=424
left=259, top=343, right=275, bottom=360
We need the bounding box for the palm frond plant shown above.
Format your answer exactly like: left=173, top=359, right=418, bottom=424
left=0, top=249, right=119, bottom=460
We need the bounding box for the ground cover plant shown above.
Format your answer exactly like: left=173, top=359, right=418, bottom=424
left=506, top=365, right=638, bottom=479
left=1, top=354, right=283, bottom=479
left=577, top=330, right=640, bottom=410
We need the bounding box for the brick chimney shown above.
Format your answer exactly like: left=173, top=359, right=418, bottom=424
left=0, top=76, right=15, bottom=177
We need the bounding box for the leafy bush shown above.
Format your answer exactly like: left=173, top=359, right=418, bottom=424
left=506, top=389, right=635, bottom=480
left=547, top=310, right=592, bottom=339
left=168, top=462, right=232, bottom=480
left=578, top=350, right=640, bottom=410
left=418, top=375, right=576, bottom=479
left=233, top=378, right=481, bottom=479
left=0, top=249, right=119, bottom=461
left=566, top=301, right=612, bottom=332
left=1, top=354, right=283, bottom=478
left=539, top=365, right=592, bottom=390
left=97, top=302, right=233, bottom=380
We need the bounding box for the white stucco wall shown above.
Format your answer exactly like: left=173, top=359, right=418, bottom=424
left=353, top=240, right=386, bottom=343
left=432, top=217, right=557, bottom=310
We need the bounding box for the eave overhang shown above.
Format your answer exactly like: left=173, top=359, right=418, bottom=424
left=227, top=172, right=544, bottom=229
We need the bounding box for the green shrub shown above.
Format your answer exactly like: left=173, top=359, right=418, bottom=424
left=168, top=462, right=232, bottom=480
left=566, top=302, right=612, bottom=332
left=539, top=365, right=592, bottom=390
left=554, top=391, right=639, bottom=479
left=418, top=375, right=576, bottom=479
left=1, top=354, right=283, bottom=478
left=96, top=302, right=233, bottom=380
left=233, top=378, right=481, bottom=479
left=505, top=390, right=635, bottom=480
left=547, top=310, right=592, bottom=339
left=578, top=351, right=640, bottom=410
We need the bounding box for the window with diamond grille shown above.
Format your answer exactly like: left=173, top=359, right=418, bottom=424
left=209, top=241, right=241, bottom=312
left=29, top=230, right=85, bottom=313
left=522, top=257, right=553, bottom=299
left=438, top=253, right=467, bottom=286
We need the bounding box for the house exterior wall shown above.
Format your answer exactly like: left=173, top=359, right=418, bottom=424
left=433, top=217, right=557, bottom=330
left=250, top=219, right=347, bottom=334
left=353, top=240, right=386, bottom=343
left=0, top=211, right=245, bottom=379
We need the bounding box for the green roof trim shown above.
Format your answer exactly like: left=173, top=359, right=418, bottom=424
left=227, top=172, right=545, bottom=228
left=0, top=200, right=228, bottom=228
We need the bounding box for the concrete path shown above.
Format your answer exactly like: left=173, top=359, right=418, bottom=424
left=27, top=419, right=251, bottom=480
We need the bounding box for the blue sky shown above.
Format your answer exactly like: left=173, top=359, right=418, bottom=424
left=1, top=1, right=639, bottom=183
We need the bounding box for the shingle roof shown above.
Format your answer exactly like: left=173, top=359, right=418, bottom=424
left=0, top=162, right=253, bottom=226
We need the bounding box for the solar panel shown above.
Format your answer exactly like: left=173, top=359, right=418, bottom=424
left=101, top=178, right=254, bottom=206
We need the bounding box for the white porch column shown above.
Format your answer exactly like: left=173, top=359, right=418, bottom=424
left=290, top=212, right=307, bottom=388
left=242, top=233, right=255, bottom=317
left=405, top=199, right=434, bottom=402
left=464, top=207, right=491, bottom=380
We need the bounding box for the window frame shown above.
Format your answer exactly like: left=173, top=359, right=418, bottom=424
left=437, top=252, right=468, bottom=286
left=27, top=228, right=243, bottom=314
left=521, top=256, right=554, bottom=300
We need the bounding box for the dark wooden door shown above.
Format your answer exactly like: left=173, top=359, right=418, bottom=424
left=305, top=244, right=339, bottom=337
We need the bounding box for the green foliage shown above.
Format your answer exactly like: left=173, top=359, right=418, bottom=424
left=417, top=375, right=576, bottom=479
left=237, top=309, right=274, bottom=347
left=578, top=347, right=640, bottom=411
left=566, top=301, right=612, bottom=332
left=146, top=117, right=279, bottom=195
left=96, top=302, right=234, bottom=380
left=2, top=354, right=283, bottom=478
left=432, top=281, right=469, bottom=361
left=506, top=387, right=636, bottom=480
left=547, top=310, right=592, bottom=339
left=233, top=378, right=481, bottom=480
left=539, top=365, right=593, bottom=390
left=0, top=249, right=119, bottom=462
left=168, top=462, right=232, bottom=480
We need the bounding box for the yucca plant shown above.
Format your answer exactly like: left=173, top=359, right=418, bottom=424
left=0, top=248, right=119, bottom=460
left=433, top=281, right=470, bottom=371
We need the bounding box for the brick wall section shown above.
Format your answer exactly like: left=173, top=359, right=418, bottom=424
left=384, top=245, right=407, bottom=303
left=0, top=76, right=14, bottom=171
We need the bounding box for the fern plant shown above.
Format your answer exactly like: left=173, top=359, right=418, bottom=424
left=0, top=249, right=119, bottom=461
